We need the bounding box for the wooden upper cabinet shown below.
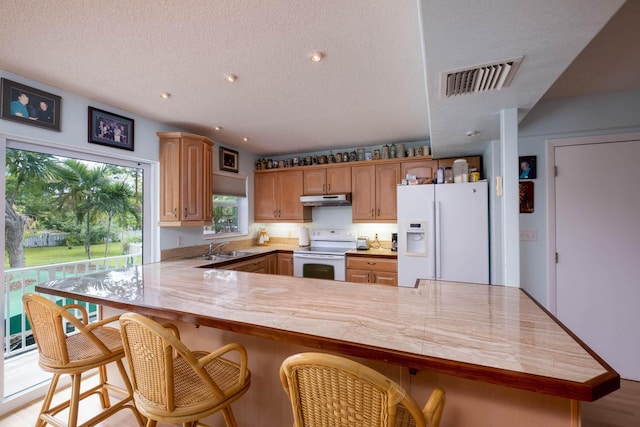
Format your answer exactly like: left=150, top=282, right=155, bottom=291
left=278, top=170, right=308, bottom=220
left=254, top=172, right=279, bottom=221
left=158, top=132, right=213, bottom=226
left=254, top=170, right=311, bottom=222
left=401, top=159, right=438, bottom=183
left=351, top=163, right=400, bottom=222
left=303, top=166, right=351, bottom=195
left=351, top=165, right=376, bottom=221
left=375, top=163, right=400, bottom=221
left=203, top=142, right=213, bottom=222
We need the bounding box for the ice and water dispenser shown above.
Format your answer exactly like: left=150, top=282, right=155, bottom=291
left=404, top=221, right=428, bottom=256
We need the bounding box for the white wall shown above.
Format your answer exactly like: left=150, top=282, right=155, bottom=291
left=0, top=70, right=255, bottom=254
left=518, top=88, right=640, bottom=306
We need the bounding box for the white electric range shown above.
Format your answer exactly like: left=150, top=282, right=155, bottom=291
left=292, top=229, right=357, bottom=281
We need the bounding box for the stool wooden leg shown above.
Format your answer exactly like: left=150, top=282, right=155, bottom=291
left=98, top=365, right=111, bottom=409
left=221, top=407, right=238, bottom=427
left=36, top=373, right=60, bottom=427
left=67, top=372, right=82, bottom=427
left=115, top=358, right=146, bottom=426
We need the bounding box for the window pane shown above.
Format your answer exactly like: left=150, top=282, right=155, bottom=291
left=212, top=195, right=239, bottom=234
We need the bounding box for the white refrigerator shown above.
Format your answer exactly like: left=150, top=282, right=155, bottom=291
left=397, top=182, right=489, bottom=287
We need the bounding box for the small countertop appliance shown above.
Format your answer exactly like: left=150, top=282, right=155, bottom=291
left=356, top=236, right=370, bottom=250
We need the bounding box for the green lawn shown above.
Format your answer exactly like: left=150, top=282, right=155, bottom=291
left=5, top=243, right=129, bottom=269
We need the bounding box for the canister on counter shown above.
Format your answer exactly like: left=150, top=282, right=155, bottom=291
left=469, top=169, right=480, bottom=182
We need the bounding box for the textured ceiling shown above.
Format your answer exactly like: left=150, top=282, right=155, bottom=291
left=0, top=0, right=636, bottom=157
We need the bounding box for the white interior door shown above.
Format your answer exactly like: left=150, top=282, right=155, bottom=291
left=555, top=139, right=640, bottom=380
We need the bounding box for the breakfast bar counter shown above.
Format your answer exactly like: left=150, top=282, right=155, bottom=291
left=36, top=261, right=618, bottom=427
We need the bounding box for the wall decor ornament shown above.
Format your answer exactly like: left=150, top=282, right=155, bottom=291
left=519, top=155, right=536, bottom=179
left=519, top=181, right=534, bottom=213
left=220, top=146, right=239, bottom=173
left=88, top=106, right=134, bottom=151
left=1, top=78, right=62, bottom=131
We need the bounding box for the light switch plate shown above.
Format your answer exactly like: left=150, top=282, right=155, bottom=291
left=519, top=230, right=538, bottom=241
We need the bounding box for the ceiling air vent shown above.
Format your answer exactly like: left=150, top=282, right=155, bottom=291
left=441, top=56, right=523, bottom=98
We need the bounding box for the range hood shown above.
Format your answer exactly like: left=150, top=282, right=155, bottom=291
left=300, top=194, right=352, bottom=207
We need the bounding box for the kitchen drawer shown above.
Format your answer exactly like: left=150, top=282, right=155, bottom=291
left=221, top=256, right=267, bottom=273
left=346, top=257, right=397, bottom=273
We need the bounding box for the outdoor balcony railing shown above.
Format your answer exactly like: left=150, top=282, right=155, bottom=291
left=3, top=253, right=141, bottom=359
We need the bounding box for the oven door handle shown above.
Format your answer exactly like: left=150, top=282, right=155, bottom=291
left=293, top=253, right=345, bottom=260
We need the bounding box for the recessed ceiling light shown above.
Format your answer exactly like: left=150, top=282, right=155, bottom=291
left=214, top=126, right=222, bottom=131
left=159, top=91, right=171, bottom=99
left=224, top=74, right=237, bottom=83
left=243, top=137, right=249, bottom=142
left=466, top=130, right=479, bottom=137
left=310, top=51, right=324, bottom=62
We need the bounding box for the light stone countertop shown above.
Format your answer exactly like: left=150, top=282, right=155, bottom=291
left=36, top=260, right=618, bottom=402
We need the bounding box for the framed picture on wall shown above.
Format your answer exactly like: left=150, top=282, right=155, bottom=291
left=0, top=78, right=62, bottom=131
left=518, top=155, right=536, bottom=179
left=219, top=146, right=239, bottom=173
left=88, top=106, right=134, bottom=151
left=519, top=181, right=534, bottom=213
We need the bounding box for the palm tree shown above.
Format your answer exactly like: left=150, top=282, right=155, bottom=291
left=97, top=182, right=141, bottom=258
left=55, top=160, right=110, bottom=259
left=5, top=149, right=65, bottom=268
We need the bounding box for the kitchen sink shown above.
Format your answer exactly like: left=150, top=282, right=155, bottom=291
left=189, top=254, right=236, bottom=262
left=219, top=250, right=258, bottom=257
left=188, top=250, right=258, bottom=263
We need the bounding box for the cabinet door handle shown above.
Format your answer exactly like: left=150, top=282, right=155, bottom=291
left=184, top=207, right=188, bottom=218
left=371, top=209, right=374, bottom=217
left=273, top=210, right=278, bottom=218
left=377, top=208, right=380, bottom=216
left=327, top=184, right=330, bottom=192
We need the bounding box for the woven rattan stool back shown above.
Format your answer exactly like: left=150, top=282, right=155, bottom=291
left=280, top=352, right=445, bottom=427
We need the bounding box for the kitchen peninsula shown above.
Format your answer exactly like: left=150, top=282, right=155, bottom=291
left=37, top=261, right=618, bottom=427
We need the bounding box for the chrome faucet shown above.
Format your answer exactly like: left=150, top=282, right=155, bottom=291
left=209, top=241, right=230, bottom=256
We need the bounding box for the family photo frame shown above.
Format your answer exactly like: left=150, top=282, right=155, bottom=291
left=88, top=106, right=134, bottom=151
left=519, top=155, right=536, bottom=179
left=219, top=146, right=239, bottom=173
left=0, top=78, right=62, bottom=131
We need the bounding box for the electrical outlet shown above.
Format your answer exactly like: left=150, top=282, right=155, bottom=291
left=177, top=235, right=184, bottom=246
left=519, top=230, right=538, bottom=241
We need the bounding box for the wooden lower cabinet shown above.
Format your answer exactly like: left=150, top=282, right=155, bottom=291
left=346, top=256, right=397, bottom=286
left=219, top=252, right=288, bottom=275
left=277, top=252, right=293, bottom=276
left=266, top=254, right=278, bottom=274
left=221, top=257, right=267, bottom=274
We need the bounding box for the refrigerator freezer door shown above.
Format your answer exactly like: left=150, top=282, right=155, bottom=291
left=434, top=182, right=489, bottom=283
left=397, top=185, right=435, bottom=287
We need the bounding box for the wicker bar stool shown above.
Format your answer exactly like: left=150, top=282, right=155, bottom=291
left=118, top=312, right=251, bottom=427
left=280, top=352, right=446, bottom=427
left=22, top=293, right=145, bottom=427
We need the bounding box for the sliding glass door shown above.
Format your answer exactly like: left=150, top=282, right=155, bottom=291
left=1, top=137, right=151, bottom=411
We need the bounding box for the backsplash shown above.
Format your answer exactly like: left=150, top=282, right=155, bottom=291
left=255, top=206, right=398, bottom=248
